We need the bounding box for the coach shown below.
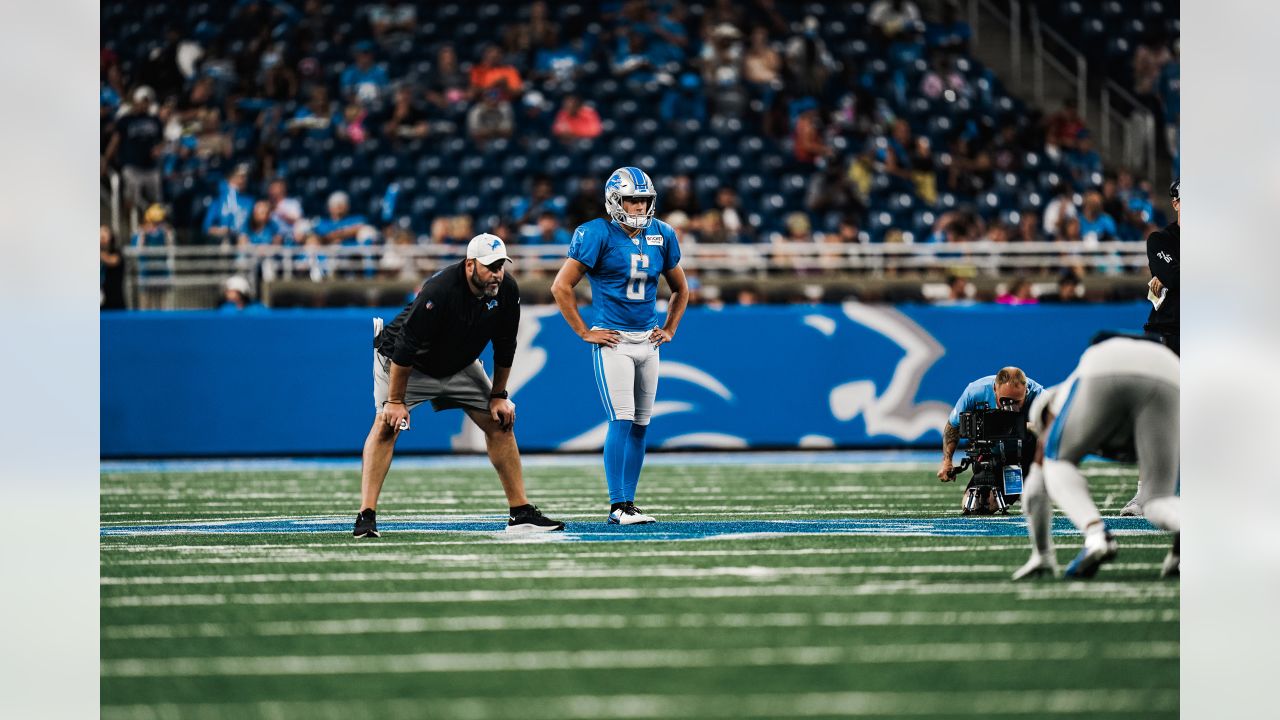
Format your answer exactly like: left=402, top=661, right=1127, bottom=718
left=351, top=233, right=564, bottom=537
left=1144, top=180, right=1180, bottom=355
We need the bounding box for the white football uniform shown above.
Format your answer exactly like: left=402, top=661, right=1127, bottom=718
left=1037, top=337, right=1181, bottom=550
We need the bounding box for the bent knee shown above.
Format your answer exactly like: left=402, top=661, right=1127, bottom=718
left=371, top=417, right=401, bottom=441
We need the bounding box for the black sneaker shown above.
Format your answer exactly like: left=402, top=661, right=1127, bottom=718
left=506, top=504, right=565, bottom=533
left=353, top=508, right=381, bottom=538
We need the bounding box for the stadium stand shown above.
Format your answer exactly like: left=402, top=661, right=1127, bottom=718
left=99, top=0, right=1176, bottom=309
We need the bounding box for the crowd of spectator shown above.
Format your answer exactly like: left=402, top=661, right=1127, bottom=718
left=100, top=0, right=1176, bottom=306
left=1034, top=0, right=1179, bottom=173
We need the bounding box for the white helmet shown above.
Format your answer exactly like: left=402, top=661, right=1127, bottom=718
left=604, top=166, right=657, bottom=229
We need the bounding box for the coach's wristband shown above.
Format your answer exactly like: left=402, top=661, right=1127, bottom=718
left=490, top=390, right=509, bottom=400
left=384, top=399, right=405, bottom=405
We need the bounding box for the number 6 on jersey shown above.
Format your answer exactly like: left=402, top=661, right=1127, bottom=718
left=627, top=254, right=649, bottom=300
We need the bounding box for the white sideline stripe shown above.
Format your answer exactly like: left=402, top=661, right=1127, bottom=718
left=100, top=581, right=1179, bottom=608
left=100, top=509, right=980, bottom=523
left=100, top=564, right=1022, bottom=586
left=112, top=543, right=1180, bottom=567
left=99, top=689, right=1177, bottom=720
left=100, top=641, right=1178, bottom=678
left=101, top=562, right=1174, bottom=586
left=99, top=541, right=1171, bottom=556
left=101, top=560, right=1168, bottom=588
left=101, top=608, right=1179, bottom=640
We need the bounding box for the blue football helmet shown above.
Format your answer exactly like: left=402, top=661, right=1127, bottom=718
left=604, top=166, right=657, bottom=229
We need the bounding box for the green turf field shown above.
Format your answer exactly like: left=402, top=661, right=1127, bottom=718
left=100, top=458, right=1178, bottom=719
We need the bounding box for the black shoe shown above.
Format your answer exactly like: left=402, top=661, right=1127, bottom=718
left=353, top=508, right=381, bottom=538
left=506, top=504, right=565, bottom=533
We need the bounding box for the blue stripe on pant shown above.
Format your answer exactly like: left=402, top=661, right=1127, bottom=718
left=1044, top=379, right=1080, bottom=461
left=592, top=345, right=615, bottom=422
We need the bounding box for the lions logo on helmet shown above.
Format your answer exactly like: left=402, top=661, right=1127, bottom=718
left=604, top=166, right=657, bottom=230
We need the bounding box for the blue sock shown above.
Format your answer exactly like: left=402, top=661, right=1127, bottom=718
left=604, top=420, right=631, bottom=505
left=623, top=422, right=648, bottom=502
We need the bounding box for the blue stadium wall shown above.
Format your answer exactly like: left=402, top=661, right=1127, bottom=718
left=101, top=303, right=1148, bottom=457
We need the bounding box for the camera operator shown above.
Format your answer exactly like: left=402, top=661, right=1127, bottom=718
left=1143, top=179, right=1180, bottom=355
left=937, top=367, right=1045, bottom=490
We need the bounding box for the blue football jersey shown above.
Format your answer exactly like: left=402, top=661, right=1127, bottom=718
left=567, top=217, right=681, bottom=331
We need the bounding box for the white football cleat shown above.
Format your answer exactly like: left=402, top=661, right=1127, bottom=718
left=1012, top=554, right=1058, bottom=581
left=1120, top=481, right=1143, bottom=516
left=1064, top=531, right=1118, bottom=579
left=608, top=502, right=656, bottom=525
left=1160, top=533, right=1180, bottom=578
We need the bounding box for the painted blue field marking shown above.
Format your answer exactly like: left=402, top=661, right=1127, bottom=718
left=100, top=516, right=1162, bottom=541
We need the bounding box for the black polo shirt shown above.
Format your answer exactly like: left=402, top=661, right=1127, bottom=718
left=376, top=262, right=520, bottom=378
left=1144, top=222, right=1179, bottom=333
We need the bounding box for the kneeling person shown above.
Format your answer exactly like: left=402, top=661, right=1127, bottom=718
left=353, top=233, right=565, bottom=537
left=939, top=367, right=1044, bottom=512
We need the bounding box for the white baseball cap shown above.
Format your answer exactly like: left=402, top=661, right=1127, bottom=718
left=466, top=233, right=512, bottom=266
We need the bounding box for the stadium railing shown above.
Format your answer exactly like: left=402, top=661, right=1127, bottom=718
left=121, top=241, right=1151, bottom=309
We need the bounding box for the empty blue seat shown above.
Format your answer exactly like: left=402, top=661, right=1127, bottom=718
left=695, top=135, right=722, bottom=156
left=716, top=153, right=744, bottom=177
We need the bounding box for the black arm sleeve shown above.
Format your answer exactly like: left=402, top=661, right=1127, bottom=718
left=1147, top=232, right=1179, bottom=290
left=492, top=292, right=520, bottom=369
left=390, top=291, right=441, bottom=366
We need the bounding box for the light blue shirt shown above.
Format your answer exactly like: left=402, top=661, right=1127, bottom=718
left=948, top=374, right=1044, bottom=427
left=568, top=217, right=681, bottom=331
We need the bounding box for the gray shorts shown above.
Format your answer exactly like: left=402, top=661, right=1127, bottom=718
left=373, top=315, right=491, bottom=415
left=371, top=351, right=492, bottom=414
left=1045, top=373, right=1179, bottom=503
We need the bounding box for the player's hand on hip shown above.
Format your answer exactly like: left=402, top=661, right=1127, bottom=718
left=490, top=398, right=516, bottom=431
left=650, top=327, right=673, bottom=347
left=582, top=329, right=621, bottom=347
left=383, top=401, right=410, bottom=431
left=937, top=460, right=954, bottom=482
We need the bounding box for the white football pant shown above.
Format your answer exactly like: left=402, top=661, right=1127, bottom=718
left=591, top=329, right=659, bottom=425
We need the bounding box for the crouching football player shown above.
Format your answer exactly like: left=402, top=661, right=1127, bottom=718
left=1017, top=334, right=1180, bottom=580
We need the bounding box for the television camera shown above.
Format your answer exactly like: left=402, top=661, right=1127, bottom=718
left=947, top=400, right=1028, bottom=515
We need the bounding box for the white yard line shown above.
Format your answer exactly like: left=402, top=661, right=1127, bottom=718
left=101, top=607, right=1179, bottom=640
left=101, top=562, right=1171, bottom=587
left=100, top=581, right=1180, bottom=608
left=99, top=688, right=1177, bottom=720
left=109, top=543, right=1163, bottom=567
left=98, top=540, right=1169, bottom=557
left=100, top=641, right=1177, bottom=678
left=98, top=565, right=1007, bottom=586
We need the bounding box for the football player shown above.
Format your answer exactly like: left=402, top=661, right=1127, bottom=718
left=1017, top=334, right=1181, bottom=580
left=551, top=167, right=689, bottom=524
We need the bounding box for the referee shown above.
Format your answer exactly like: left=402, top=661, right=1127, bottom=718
left=1144, top=180, right=1180, bottom=355
left=352, top=233, right=565, bottom=537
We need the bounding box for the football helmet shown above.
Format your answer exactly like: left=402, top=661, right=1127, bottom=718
left=604, top=166, right=657, bottom=229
